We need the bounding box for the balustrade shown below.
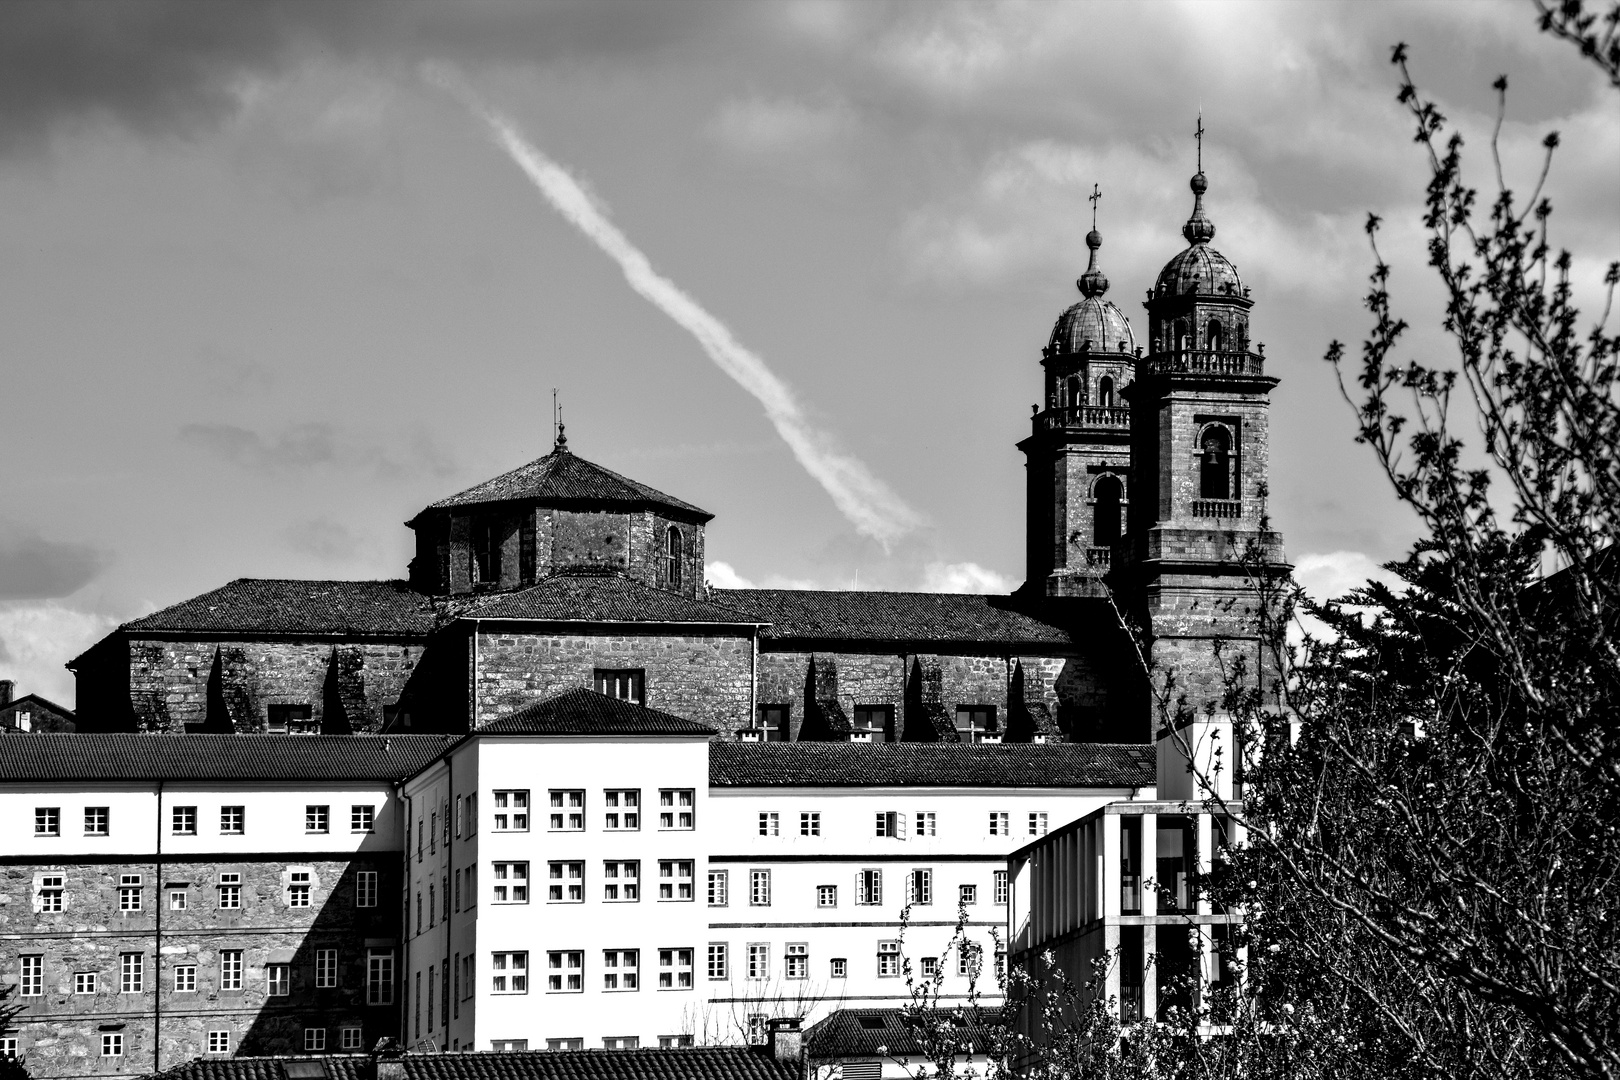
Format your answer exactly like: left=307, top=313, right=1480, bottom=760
left=1033, top=405, right=1131, bottom=431
left=1191, top=499, right=1242, bottom=520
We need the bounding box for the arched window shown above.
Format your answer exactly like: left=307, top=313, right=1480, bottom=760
left=1175, top=320, right=1190, bottom=353
left=1093, top=475, right=1123, bottom=546
left=1098, top=376, right=1114, bottom=407
left=1207, top=321, right=1223, bottom=353
left=1066, top=375, right=1083, bottom=407
left=1200, top=427, right=1232, bottom=500
left=665, top=527, right=683, bottom=589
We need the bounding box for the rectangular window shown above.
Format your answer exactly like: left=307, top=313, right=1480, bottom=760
left=267, top=703, right=315, bottom=734
left=758, top=812, right=779, bottom=837
left=747, top=1015, right=769, bottom=1046
left=288, top=870, right=312, bottom=908
left=266, top=964, right=290, bottom=996
left=994, top=870, right=1009, bottom=906
left=989, top=812, right=1010, bottom=836
left=471, top=517, right=501, bottom=585
left=858, top=869, right=882, bottom=906
left=220, top=950, right=243, bottom=991
left=548, top=790, right=585, bottom=831
left=658, top=788, right=694, bottom=830
left=707, top=870, right=728, bottom=906
left=602, top=1037, right=639, bottom=1050
left=351, top=805, right=375, bottom=833
left=491, top=1039, right=529, bottom=1052
left=910, top=869, right=933, bottom=905
left=603, top=861, right=639, bottom=902
left=305, top=805, right=329, bottom=833
left=603, top=789, right=639, bottom=830
left=37, top=875, right=63, bottom=913
left=830, top=957, right=847, bottom=979
left=340, top=1027, right=363, bottom=1051
left=356, top=870, right=378, bottom=908
left=957, top=943, right=982, bottom=978
left=316, top=949, right=338, bottom=989
left=921, top=956, right=940, bottom=977
left=960, top=883, right=978, bottom=905
left=121, top=952, right=144, bottom=993
left=785, top=942, right=808, bottom=980
left=493, top=790, right=529, bottom=831
left=0, top=1038, right=15, bottom=1058
left=169, top=889, right=188, bottom=911
left=657, top=948, right=693, bottom=990
left=172, top=806, right=197, bottom=836
left=366, top=950, right=394, bottom=1005
left=102, top=1034, right=123, bottom=1058
left=545, top=1039, right=583, bottom=1052
left=659, top=1036, right=695, bottom=1049
left=174, top=965, right=197, bottom=992
left=749, top=704, right=790, bottom=742
left=491, top=952, right=528, bottom=994
left=915, top=811, right=937, bottom=837
left=594, top=668, right=644, bottom=704
left=800, top=811, right=821, bottom=837
left=547, top=861, right=584, bottom=903
left=429, top=812, right=437, bottom=853
left=119, top=874, right=142, bottom=912
left=875, top=811, right=903, bottom=838
left=659, top=860, right=694, bottom=901
left=74, top=972, right=96, bottom=994
left=304, top=1029, right=326, bottom=1052
left=748, top=869, right=770, bottom=906
left=602, top=949, right=638, bottom=991
left=545, top=951, right=582, bottom=993
left=850, top=704, right=893, bottom=742
left=955, top=705, right=999, bottom=743
left=493, top=862, right=529, bottom=904
left=207, top=1031, right=229, bottom=1055
left=817, top=884, right=837, bottom=908
left=745, top=943, right=769, bottom=980
left=84, top=807, right=109, bottom=836
left=878, top=940, right=900, bottom=978
left=706, top=943, right=728, bottom=980
left=33, top=807, right=59, bottom=836
left=1029, top=811, right=1049, bottom=837
left=220, top=806, right=244, bottom=835
left=19, top=956, right=42, bottom=996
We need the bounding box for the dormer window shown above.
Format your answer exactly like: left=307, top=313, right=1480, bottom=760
left=472, top=518, right=501, bottom=586
left=665, top=527, right=682, bottom=589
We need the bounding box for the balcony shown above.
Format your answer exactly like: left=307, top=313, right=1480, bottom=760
left=1145, top=349, right=1265, bottom=377
left=1033, top=405, right=1131, bottom=432
left=1191, top=499, right=1242, bottom=519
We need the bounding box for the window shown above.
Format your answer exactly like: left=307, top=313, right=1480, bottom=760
left=548, top=790, right=584, bottom=831
left=266, top=964, right=290, bottom=996
left=758, top=812, right=779, bottom=836
left=800, top=812, right=821, bottom=837
left=547, top=861, right=584, bottom=903
left=220, top=950, right=243, bottom=991
left=830, top=957, right=847, bottom=979
left=354, top=869, right=378, bottom=908
left=492, top=952, right=528, bottom=994
left=603, top=1037, right=640, bottom=1051
left=267, top=703, right=315, bottom=734
left=351, top=805, right=375, bottom=833
left=604, top=790, right=639, bottom=830
left=305, top=805, right=329, bottom=834
left=707, top=870, right=728, bottom=906
left=33, top=807, right=59, bottom=836
left=1029, top=812, right=1049, bottom=837
left=658, top=948, right=693, bottom=990
left=878, top=941, right=900, bottom=977
left=0, top=1038, right=14, bottom=1058
left=207, top=1031, right=230, bottom=1055
left=429, top=812, right=437, bottom=853
left=909, top=869, right=933, bottom=905
left=119, top=874, right=142, bottom=911
left=102, top=1034, right=123, bottom=1058
left=121, top=952, right=144, bottom=993
left=493, top=790, right=529, bottom=831
left=751, top=704, right=790, bottom=742
left=493, top=862, right=529, bottom=904
left=603, top=861, right=639, bottom=902
left=169, top=889, right=188, bottom=911
left=960, top=883, right=978, bottom=905
left=957, top=943, right=982, bottom=978
left=857, top=869, right=883, bottom=906
left=75, top=972, right=96, bottom=994
left=747, top=1015, right=769, bottom=1046
left=171, top=806, right=197, bottom=836
left=989, top=812, right=1010, bottom=836
left=340, top=1028, right=363, bottom=1051
left=875, top=811, right=903, bottom=838
left=1200, top=425, right=1233, bottom=500
left=1093, top=474, right=1123, bottom=546
left=785, top=943, right=808, bottom=980
left=850, top=704, right=893, bottom=742
left=304, top=1029, right=326, bottom=1052
left=994, top=870, right=1009, bottom=905
left=746, top=944, right=769, bottom=980
left=288, top=870, right=312, bottom=908
left=220, top=806, right=244, bottom=834
left=36, top=875, right=63, bottom=913
left=915, top=811, right=936, bottom=837
left=659, top=1036, right=694, bottom=1048
left=659, top=789, right=694, bottom=829
left=602, top=949, right=638, bottom=991
left=921, top=956, right=940, bottom=978
left=366, top=950, right=394, bottom=1005
left=594, top=668, right=644, bottom=704
left=174, top=965, right=197, bottom=992
left=1099, top=374, right=1117, bottom=406
left=817, top=884, right=837, bottom=908
left=955, top=706, right=999, bottom=742
left=748, top=869, right=770, bottom=906
left=316, top=949, right=338, bottom=989
left=84, top=807, right=109, bottom=836
left=706, top=943, right=728, bottom=980
left=471, top=517, right=501, bottom=585
left=545, top=951, right=582, bottom=993
left=546, top=1039, right=583, bottom=1052
left=665, top=526, right=682, bottom=589
left=660, top=860, right=695, bottom=901
left=19, top=956, right=42, bottom=996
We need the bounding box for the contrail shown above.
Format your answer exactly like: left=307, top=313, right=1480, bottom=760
left=431, top=71, right=925, bottom=548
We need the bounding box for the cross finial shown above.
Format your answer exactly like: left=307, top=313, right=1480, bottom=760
left=1088, top=183, right=1101, bottom=230
left=1195, top=114, right=1204, bottom=172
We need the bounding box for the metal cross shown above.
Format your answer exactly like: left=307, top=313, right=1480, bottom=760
left=1088, top=183, right=1101, bottom=229
left=1195, top=114, right=1204, bottom=171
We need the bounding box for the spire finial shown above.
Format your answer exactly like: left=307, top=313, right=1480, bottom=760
left=554, top=394, right=568, bottom=452
left=1195, top=113, right=1203, bottom=173
left=1183, top=118, right=1215, bottom=245
left=1088, top=183, right=1101, bottom=230
left=1077, top=182, right=1108, bottom=298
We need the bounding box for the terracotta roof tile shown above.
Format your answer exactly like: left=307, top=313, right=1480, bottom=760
left=712, top=589, right=1078, bottom=646
left=479, top=688, right=715, bottom=737
left=708, top=741, right=1155, bottom=789
left=0, top=733, right=454, bottom=783
left=122, top=579, right=439, bottom=637
left=805, top=1008, right=1004, bottom=1059
left=152, top=1049, right=801, bottom=1080
left=471, top=574, right=760, bottom=625
left=424, top=449, right=711, bottom=521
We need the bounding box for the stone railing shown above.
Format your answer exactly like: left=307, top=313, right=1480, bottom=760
left=1146, top=349, right=1265, bottom=377
left=1033, top=405, right=1131, bottom=432
left=1191, top=499, right=1243, bottom=519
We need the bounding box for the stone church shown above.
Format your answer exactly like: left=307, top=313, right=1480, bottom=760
left=69, top=167, right=1285, bottom=746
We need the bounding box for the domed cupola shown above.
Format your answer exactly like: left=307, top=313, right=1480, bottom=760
left=1153, top=171, right=1244, bottom=300
left=1048, top=227, right=1137, bottom=357
left=1143, top=159, right=1253, bottom=363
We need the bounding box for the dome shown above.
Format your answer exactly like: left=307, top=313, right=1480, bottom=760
left=1153, top=170, right=1244, bottom=298
left=1048, top=223, right=1136, bottom=355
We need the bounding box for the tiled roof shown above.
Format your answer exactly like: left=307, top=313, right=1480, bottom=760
left=402, top=1048, right=799, bottom=1080
left=150, top=1057, right=367, bottom=1080
left=709, top=741, right=1156, bottom=789
left=121, top=579, right=440, bottom=637
left=712, top=589, right=1077, bottom=646
left=805, top=1008, right=1004, bottom=1059
left=470, top=574, right=761, bottom=625
left=479, top=688, right=715, bottom=737
left=0, top=733, right=454, bottom=783
left=422, top=448, right=711, bottom=521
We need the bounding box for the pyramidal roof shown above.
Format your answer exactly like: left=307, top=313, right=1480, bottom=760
left=421, top=447, right=711, bottom=521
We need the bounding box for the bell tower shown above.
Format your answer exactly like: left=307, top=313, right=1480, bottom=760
left=1118, top=143, right=1287, bottom=719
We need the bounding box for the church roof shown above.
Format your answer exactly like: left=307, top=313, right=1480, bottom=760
left=116, top=578, right=440, bottom=638
left=708, top=741, right=1156, bottom=789
left=1154, top=242, right=1243, bottom=299
left=419, top=447, right=712, bottom=522
left=713, top=588, right=1076, bottom=646
left=478, top=688, right=716, bottom=737
left=1049, top=296, right=1136, bottom=356
left=470, top=573, right=762, bottom=625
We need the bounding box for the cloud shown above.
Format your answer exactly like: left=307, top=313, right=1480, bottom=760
left=704, top=560, right=754, bottom=589
left=0, top=523, right=109, bottom=600
left=1292, top=549, right=1404, bottom=606
left=708, top=92, right=858, bottom=161
left=178, top=422, right=457, bottom=480
left=0, top=601, right=118, bottom=706
left=919, top=560, right=1017, bottom=595
left=281, top=518, right=371, bottom=563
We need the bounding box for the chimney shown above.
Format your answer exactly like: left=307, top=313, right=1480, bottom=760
left=371, top=1037, right=406, bottom=1080
left=0, top=680, right=12, bottom=708
left=768, top=1016, right=803, bottom=1066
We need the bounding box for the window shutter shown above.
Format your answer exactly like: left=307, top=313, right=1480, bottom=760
left=855, top=870, right=863, bottom=904
left=905, top=873, right=914, bottom=904
left=874, top=870, right=882, bottom=906
left=897, top=813, right=908, bottom=840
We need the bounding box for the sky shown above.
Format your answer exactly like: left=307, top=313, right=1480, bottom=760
left=0, top=0, right=1615, bottom=706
